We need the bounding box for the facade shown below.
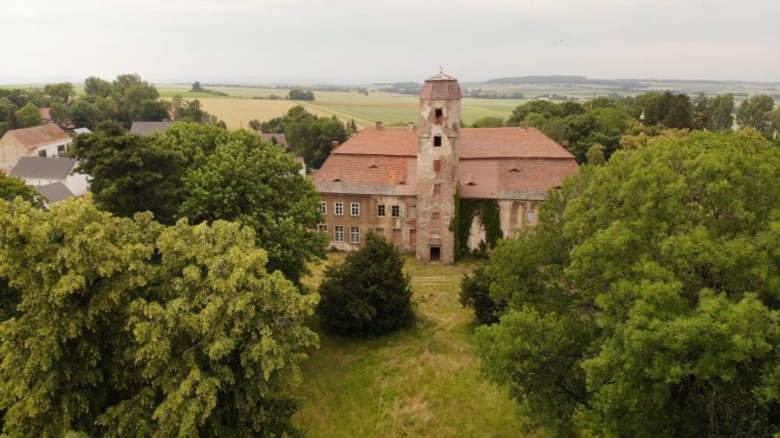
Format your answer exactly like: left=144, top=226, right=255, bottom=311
left=312, top=73, right=579, bottom=263
left=0, top=124, right=72, bottom=169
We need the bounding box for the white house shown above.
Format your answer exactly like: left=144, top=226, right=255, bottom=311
left=0, top=124, right=72, bottom=169
left=8, top=157, right=89, bottom=203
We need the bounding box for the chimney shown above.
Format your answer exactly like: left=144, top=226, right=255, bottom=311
left=375, top=121, right=383, bottom=130
left=332, top=140, right=339, bottom=149
left=519, top=123, right=527, bottom=129
left=407, top=122, right=416, bottom=131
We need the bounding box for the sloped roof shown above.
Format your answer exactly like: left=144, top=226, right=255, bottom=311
left=9, top=157, right=77, bottom=180
left=314, top=126, right=578, bottom=200
left=420, top=73, right=462, bottom=100
left=130, top=121, right=175, bottom=136
left=329, top=126, right=573, bottom=159
left=73, top=128, right=92, bottom=135
left=4, top=124, right=71, bottom=151
left=35, top=182, right=74, bottom=204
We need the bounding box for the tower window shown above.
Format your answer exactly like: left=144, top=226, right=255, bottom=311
left=432, top=212, right=440, bottom=222
left=433, top=136, right=442, bottom=147
left=434, top=108, right=443, bottom=123
left=433, top=184, right=441, bottom=194
left=433, top=159, right=441, bottom=173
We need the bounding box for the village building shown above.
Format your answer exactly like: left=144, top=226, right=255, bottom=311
left=130, top=121, right=175, bottom=136
left=312, top=72, right=578, bottom=263
left=0, top=124, right=72, bottom=169
left=9, top=157, right=89, bottom=205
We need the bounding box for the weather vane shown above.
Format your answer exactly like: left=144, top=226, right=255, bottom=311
left=439, top=65, right=443, bottom=74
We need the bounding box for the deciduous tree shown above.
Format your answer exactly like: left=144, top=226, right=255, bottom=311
left=179, top=129, right=327, bottom=284
left=475, top=131, right=780, bottom=437
left=0, top=197, right=318, bottom=436
left=13, top=102, right=42, bottom=128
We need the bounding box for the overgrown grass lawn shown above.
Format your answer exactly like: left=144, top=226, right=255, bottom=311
left=293, top=254, right=532, bottom=437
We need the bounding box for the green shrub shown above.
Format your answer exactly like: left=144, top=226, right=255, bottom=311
left=318, top=232, right=413, bottom=335
left=459, top=265, right=504, bottom=325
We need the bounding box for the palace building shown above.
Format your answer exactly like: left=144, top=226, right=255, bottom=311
left=312, top=72, right=578, bottom=263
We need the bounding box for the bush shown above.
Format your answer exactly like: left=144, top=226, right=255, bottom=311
left=459, top=265, right=504, bottom=325
left=318, top=232, right=414, bottom=335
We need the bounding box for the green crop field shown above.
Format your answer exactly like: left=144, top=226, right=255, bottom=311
left=293, top=253, right=533, bottom=437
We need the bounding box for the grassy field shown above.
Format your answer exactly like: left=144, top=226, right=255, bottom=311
left=292, top=254, right=533, bottom=438
left=4, top=80, right=777, bottom=131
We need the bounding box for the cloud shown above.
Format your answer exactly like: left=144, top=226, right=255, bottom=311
left=0, top=0, right=778, bottom=82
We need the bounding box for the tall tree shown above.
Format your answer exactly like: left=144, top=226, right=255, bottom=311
left=690, top=92, right=711, bottom=130
left=0, top=197, right=318, bottom=436
left=180, top=130, right=327, bottom=284
left=285, top=114, right=349, bottom=168
left=709, top=93, right=735, bottom=131
left=475, top=130, right=780, bottom=437
left=13, top=102, right=42, bottom=128
left=737, top=95, right=776, bottom=137
left=69, top=122, right=185, bottom=224
left=49, top=102, right=71, bottom=128
left=84, top=76, right=113, bottom=97
left=43, top=82, right=75, bottom=103
left=69, top=100, right=103, bottom=129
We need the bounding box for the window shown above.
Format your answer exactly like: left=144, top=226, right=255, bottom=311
left=430, top=247, right=441, bottom=261
left=57, top=145, right=67, bottom=157
left=350, top=226, right=360, bottom=243
left=526, top=210, right=536, bottom=224
left=334, top=226, right=344, bottom=242
left=391, top=205, right=401, bottom=217
left=377, top=204, right=386, bottom=217
left=433, top=184, right=441, bottom=194
left=350, top=202, right=360, bottom=216
left=435, top=108, right=443, bottom=121
left=408, top=206, right=417, bottom=218
left=318, top=225, right=329, bottom=238
left=433, top=159, right=441, bottom=173
left=433, top=136, right=442, bottom=147
left=320, top=201, right=327, bottom=214
left=432, top=212, right=440, bottom=222
left=334, top=202, right=343, bottom=216
left=38, top=149, right=47, bottom=157
left=375, top=227, right=385, bottom=235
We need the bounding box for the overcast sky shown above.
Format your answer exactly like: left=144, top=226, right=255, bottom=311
left=1, top=0, right=779, bottom=84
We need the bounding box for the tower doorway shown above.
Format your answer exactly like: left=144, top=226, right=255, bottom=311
left=430, top=246, right=441, bottom=261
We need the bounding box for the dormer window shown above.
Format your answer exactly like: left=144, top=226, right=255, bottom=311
left=433, top=136, right=442, bottom=147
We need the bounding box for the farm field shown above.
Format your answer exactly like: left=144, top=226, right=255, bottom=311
left=293, top=254, right=533, bottom=438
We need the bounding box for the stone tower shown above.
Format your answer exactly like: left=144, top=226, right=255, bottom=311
left=415, top=72, right=462, bottom=263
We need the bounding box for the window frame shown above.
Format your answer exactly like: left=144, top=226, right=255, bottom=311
left=334, top=202, right=344, bottom=216
left=433, top=135, right=442, bottom=147
left=391, top=205, right=401, bottom=217
left=350, top=202, right=360, bottom=217
left=350, top=226, right=361, bottom=244
left=377, top=204, right=386, bottom=217
left=320, top=201, right=327, bottom=215
left=525, top=210, right=536, bottom=224
left=334, top=225, right=344, bottom=242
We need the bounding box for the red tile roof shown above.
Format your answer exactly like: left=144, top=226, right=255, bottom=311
left=420, top=75, right=462, bottom=100
left=314, top=126, right=578, bottom=199
left=5, top=124, right=71, bottom=152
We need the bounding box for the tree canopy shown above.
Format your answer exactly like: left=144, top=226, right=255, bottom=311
left=318, top=232, right=414, bottom=335
left=473, top=130, right=780, bottom=437
left=13, top=102, right=42, bottom=128
left=0, top=196, right=318, bottom=436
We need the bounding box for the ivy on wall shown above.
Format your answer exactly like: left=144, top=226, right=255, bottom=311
left=452, top=192, right=503, bottom=259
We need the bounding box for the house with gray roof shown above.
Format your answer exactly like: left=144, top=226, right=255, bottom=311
left=35, top=182, right=75, bottom=205
left=130, top=121, right=175, bottom=136
left=9, top=157, right=89, bottom=199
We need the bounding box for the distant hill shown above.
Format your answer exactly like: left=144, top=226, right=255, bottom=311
left=486, top=75, right=645, bottom=90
